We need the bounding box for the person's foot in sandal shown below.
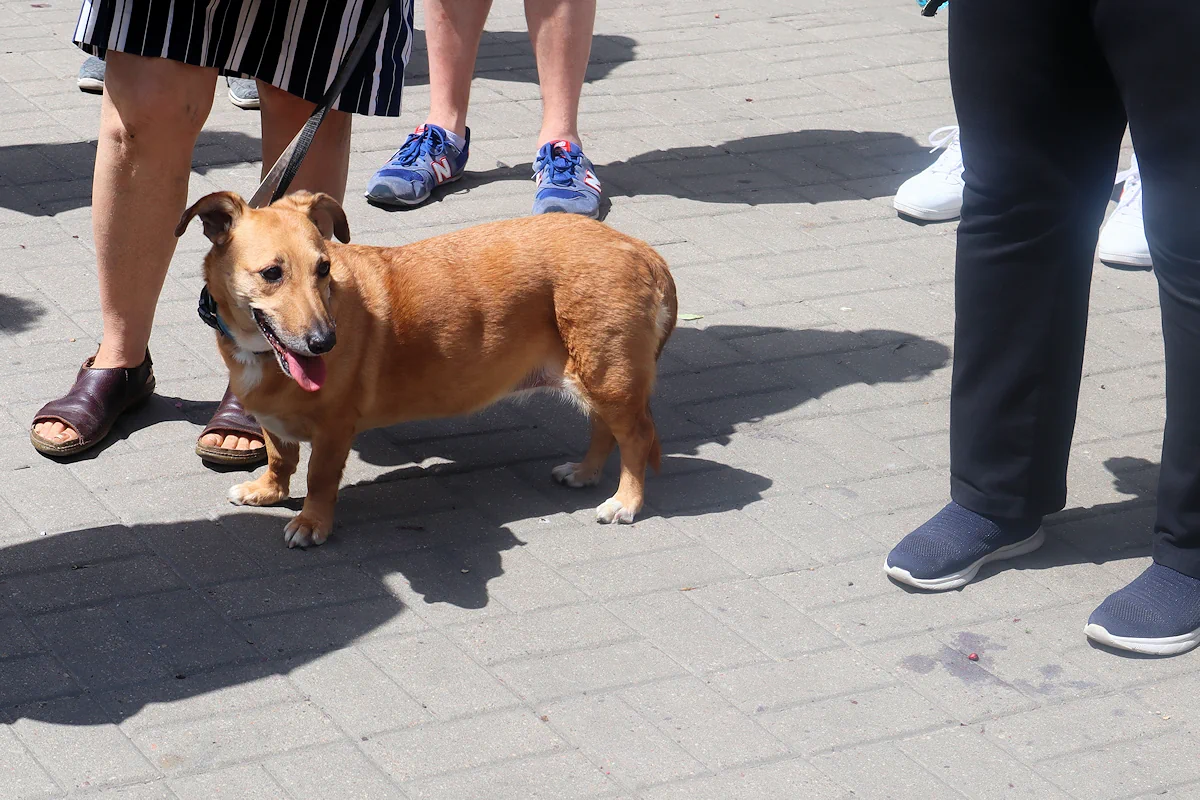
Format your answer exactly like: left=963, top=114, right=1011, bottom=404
left=195, top=386, right=267, bottom=466
left=31, top=351, right=155, bottom=457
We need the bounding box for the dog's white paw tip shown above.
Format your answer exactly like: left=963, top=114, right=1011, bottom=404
left=553, top=462, right=600, bottom=489
left=595, top=498, right=636, bottom=525
left=283, top=516, right=328, bottom=549
left=228, top=484, right=250, bottom=505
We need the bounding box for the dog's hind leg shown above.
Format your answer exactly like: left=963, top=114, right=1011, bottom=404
left=593, top=403, right=656, bottom=524
left=552, top=411, right=615, bottom=488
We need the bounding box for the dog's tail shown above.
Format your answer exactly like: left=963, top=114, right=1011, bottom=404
left=650, top=250, right=678, bottom=361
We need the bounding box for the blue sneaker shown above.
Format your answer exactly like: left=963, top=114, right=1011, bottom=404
left=1086, top=564, right=1200, bottom=656
left=885, top=502, right=1044, bottom=591
left=532, top=140, right=602, bottom=218
left=227, top=77, right=260, bottom=110
left=365, top=124, right=469, bottom=207
left=78, top=55, right=105, bottom=94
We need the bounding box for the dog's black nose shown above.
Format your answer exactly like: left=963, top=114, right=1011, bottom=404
left=306, top=327, right=337, bottom=354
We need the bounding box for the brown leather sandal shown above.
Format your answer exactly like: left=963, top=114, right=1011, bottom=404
left=195, top=385, right=267, bottom=466
left=30, top=351, right=156, bottom=458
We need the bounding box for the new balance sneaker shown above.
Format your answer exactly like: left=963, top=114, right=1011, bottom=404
left=227, top=77, right=260, bottom=110
left=365, top=124, right=469, bottom=207
left=885, top=502, right=1045, bottom=591
left=894, top=125, right=964, bottom=222
left=1097, top=153, right=1150, bottom=268
left=78, top=55, right=105, bottom=94
left=532, top=140, right=601, bottom=218
left=1086, top=563, right=1200, bottom=656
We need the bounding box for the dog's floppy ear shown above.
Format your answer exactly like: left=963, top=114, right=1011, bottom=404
left=175, top=191, right=248, bottom=245
left=276, top=191, right=351, bottom=243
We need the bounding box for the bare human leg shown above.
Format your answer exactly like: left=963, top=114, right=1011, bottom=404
left=33, top=52, right=217, bottom=448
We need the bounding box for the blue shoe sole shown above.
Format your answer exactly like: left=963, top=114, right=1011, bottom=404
left=532, top=201, right=600, bottom=220
left=884, top=528, right=1045, bottom=591
left=365, top=172, right=462, bottom=208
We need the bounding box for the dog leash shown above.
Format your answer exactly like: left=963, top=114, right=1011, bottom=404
left=250, top=0, right=391, bottom=207
left=199, top=0, right=392, bottom=337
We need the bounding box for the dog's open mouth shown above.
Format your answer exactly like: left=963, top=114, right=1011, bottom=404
left=253, top=309, right=327, bottom=392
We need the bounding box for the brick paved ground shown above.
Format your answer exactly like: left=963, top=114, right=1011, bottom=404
left=0, top=0, right=1188, bottom=797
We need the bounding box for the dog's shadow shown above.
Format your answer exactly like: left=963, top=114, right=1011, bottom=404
left=0, top=324, right=951, bottom=725
left=345, top=324, right=951, bottom=519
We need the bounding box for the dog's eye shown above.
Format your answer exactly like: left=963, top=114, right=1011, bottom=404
left=260, top=265, right=284, bottom=283
left=316, top=260, right=331, bottom=278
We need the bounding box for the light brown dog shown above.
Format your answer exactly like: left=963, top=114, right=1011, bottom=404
left=176, top=191, right=678, bottom=547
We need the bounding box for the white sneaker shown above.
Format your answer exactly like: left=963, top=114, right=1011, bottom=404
left=894, top=125, right=964, bottom=222
left=1097, top=153, right=1150, bottom=268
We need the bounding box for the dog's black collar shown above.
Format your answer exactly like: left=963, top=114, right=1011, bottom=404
left=198, top=285, right=236, bottom=340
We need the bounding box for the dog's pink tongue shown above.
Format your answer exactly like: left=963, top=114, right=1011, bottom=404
left=284, top=352, right=326, bottom=392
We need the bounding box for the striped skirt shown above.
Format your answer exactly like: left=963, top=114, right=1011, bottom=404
left=73, top=0, right=413, bottom=116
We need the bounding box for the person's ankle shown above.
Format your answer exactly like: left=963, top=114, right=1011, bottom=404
left=423, top=115, right=467, bottom=140
left=537, top=131, right=582, bottom=149
left=92, top=342, right=147, bottom=370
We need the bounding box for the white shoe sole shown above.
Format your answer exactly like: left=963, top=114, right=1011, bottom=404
left=893, top=200, right=961, bottom=222
left=1097, top=249, right=1152, bottom=268
left=884, top=528, right=1045, bottom=591
left=228, top=94, right=260, bottom=110
left=1085, top=623, right=1200, bottom=656
left=365, top=171, right=462, bottom=207
left=78, top=77, right=104, bottom=94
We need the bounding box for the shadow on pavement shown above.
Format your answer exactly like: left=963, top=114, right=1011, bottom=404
left=966, top=456, right=1160, bottom=589
left=404, top=29, right=636, bottom=86
left=432, top=130, right=930, bottom=212
left=0, top=130, right=262, bottom=217
left=1, top=324, right=950, bottom=724
left=0, top=293, right=47, bottom=333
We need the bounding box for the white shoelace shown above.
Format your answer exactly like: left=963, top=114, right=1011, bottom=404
left=925, top=125, right=963, bottom=176
left=1113, top=164, right=1142, bottom=216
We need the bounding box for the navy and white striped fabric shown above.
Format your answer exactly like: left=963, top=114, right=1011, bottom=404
left=74, top=0, right=413, bottom=116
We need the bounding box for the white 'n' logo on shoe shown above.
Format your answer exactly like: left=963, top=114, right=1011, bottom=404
left=582, top=170, right=601, bottom=193
left=431, top=156, right=453, bottom=183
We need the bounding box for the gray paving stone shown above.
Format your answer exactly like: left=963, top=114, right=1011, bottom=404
left=169, top=764, right=290, bottom=800
left=810, top=741, right=962, bottom=800
left=128, top=702, right=343, bottom=776
left=361, top=709, right=566, bottom=784
left=686, top=578, right=842, bottom=656
left=556, top=544, right=745, bottom=599
left=538, top=694, right=706, bottom=788
left=760, top=684, right=954, bottom=756
left=444, top=603, right=635, bottom=666
left=286, top=649, right=431, bottom=736
left=606, top=590, right=764, bottom=673
left=986, top=693, right=1172, bottom=764
left=709, top=647, right=892, bottom=715
left=264, top=743, right=407, bottom=800
left=0, top=725, right=59, bottom=800
left=399, top=751, right=617, bottom=800
left=898, top=726, right=1072, bottom=799
left=1034, top=733, right=1200, bottom=800
left=493, top=640, right=687, bottom=703
left=9, top=697, right=158, bottom=791
left=620, top=676, right=790, bottom=770
left=640, top=757, right=850, bottom=800
left=360, top=631, right=522, bottom=719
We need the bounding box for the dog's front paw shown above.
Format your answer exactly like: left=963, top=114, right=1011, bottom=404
left=596, top=497, right=636, bottom=524
left=552, top=461, right=602, bottom=488
left=228, top=479, right=289, bottom=506
left=283, top=513, right=332, bottom=548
